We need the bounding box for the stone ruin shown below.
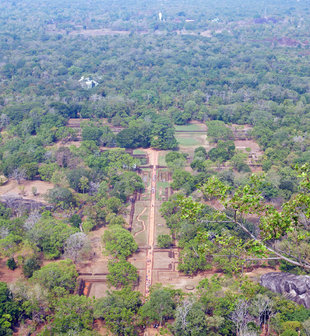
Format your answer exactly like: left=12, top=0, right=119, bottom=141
left=260, top=272, right=310, bottom=308
left=0, top=195, right=52, bottom=214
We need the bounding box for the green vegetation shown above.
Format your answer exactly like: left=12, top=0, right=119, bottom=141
left=175, top=135, right=201, bottom=147
left=31, top=260, right=78, bottom=293
left=157, top=234, right=173, bottom=248
left=0, top=282, right=20, bottom=336
left=1, top=0, right=310, bottom=335
left=107, top=260, right=138, bottom=288
left=102, top=226, right=138, bottom=259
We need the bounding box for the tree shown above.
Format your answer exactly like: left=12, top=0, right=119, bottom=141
left=302, top=318, right=310, bottom=336
left=208, top=140, right=235, bottom=163
left=64, top=232, right=91, bottom=263
left=139, top=286, right=177, bottom=326
left=100, top=125, right=116, bottom=147
left=173, top=300, right=208, bottom=336
left=157, top=234, right=172, bottom=248
left=231, top=300, right=253, bottom=336
left=69, top=214, right=82, bottom=229
left=171, top=170, right=195, bottom=194
left=102, top=226, right=138, bottom=259
left=22, top=255, right=41, bottom=278
left=46, top=187, right=76, bottom=209
left=107, top=260, right=138, bottom=288
left=150, top=117, right=178, bottom=150
left=0, top=282, right=20, bottom=336
left=49, top=295, right=94, bottom=334
left=79, top=176, right=89, bottom=194
left=81, top=123, right=103, bottom=145
left=10, top=280, right=49, bottom=323
left=178, top=239, right=211, bottom=275
left=199, top=165, right=310, bottom=271
left=67, top=168, right=90, bottom=192
left=231, top=151, right=250, bottom=172
left=116, top=125, right=150, bottom=148
left=27, top=215, right=77, bottom=259
left=111, top=172, right=144, bottom=202
left=166, top=152, right=187, bottom=170
left=94, top=288, right=141, bottom=336
left=6, top=258, right=17, bottom=270
left=206, top=121, right=233, bottom=143
left=10, top=168, right=26, bottom=184
left=31, top=260, right=78, bottom=293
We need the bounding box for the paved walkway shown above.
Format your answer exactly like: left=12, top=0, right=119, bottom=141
left=145, top=149, right=158, bottom=296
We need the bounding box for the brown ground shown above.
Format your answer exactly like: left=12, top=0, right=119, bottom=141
left=78, top=226, right=109, bottom=275
left=234, top=139, right=262, bottom=154
left=0, top=258, right=23, bottom=283
left=0, top=180, right=54, bottom=202
left=144, top=149, right=158, bottom=296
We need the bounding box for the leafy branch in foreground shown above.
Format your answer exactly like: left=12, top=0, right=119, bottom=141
left=200, top=164, right=310, bottom=270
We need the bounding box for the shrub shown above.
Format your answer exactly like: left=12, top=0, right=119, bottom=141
left=6, top=257, right=17, bottom=270
left=69, top=214, right=82, bottom=228
left=157, top=234, right=173, bottom=248
left=22, top=256, right=41, bottom=278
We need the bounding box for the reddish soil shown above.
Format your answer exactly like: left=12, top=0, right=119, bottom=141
left=0, top=258, right=23, bottom=283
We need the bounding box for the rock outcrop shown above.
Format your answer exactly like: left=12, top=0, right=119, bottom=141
left=0, top=195, right=52, bottom=213
left=260, top=272, right=310, bottom=308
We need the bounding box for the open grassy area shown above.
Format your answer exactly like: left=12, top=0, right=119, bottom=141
left=158, top=151, right=168, bottom=166
left=132, top=201, right=149, bottom=246
left=155, top=206, right=171, bottom=243
left=175, top=123, right=206, bottom=132
left=176, top=135, right=201, bottom=146
left=156, top=181, right=170, bottom=201
left=133, top=149, right=146, bottom=155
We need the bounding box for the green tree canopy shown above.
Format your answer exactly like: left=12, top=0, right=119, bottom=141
left=102, top=226, right=138, bottom=259
left=31, top=260, right=78, bottom=293
left=107, top=260, right=138, bottom=288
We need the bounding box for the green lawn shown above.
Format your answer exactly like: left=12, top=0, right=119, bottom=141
left=176, top=135, right=201, bottom=146
left=158, top=151, right=168, bottom=166
left=156, top=181, right=170, bottom=201
left=175, top=124, right=206, bottom=132
left=133, top=149, right=146, bottom=155
left=155, top=208, right=171, bottom=243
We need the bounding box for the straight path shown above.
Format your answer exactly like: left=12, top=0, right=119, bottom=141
left=145, top=149, right=158, bottom=296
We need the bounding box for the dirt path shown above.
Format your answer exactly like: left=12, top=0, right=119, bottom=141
left=145, top=149, right=158, bottom=296
left=134, top=207, right=147, bottom=237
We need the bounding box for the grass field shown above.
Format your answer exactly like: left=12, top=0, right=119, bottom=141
left=176, top=135, right=201, bottom=146
left=158, top=151, right=168, bottom=166
left=175, top=132, right=213, bottom=160
left=133, top=149, right=146, bottom=155
left=175, top=123, right=206, bottom=132
left=132, top=201, right=149, bottom=246
left=155, top=205, right=170, bottom=243
left=156, top=181, right=170, bottom=201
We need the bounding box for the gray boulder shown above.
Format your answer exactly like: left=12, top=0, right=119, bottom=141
left=260, top=272, right=310, bottom=308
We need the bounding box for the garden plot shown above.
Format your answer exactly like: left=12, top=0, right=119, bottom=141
left=153, top=251, right=173, bottom=270
left=155, top=205, right=170, bottom=243
left=132, top=201, right=149, bottom=247
left=175, top=132, right=212, bottom=159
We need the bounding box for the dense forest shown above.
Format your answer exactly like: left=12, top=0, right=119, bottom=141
left=1, top=0, right=310, bottom=335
